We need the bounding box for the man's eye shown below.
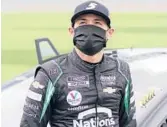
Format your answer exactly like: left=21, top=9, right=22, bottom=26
left=79, top=21, right=86, bottom=25
left=95, top=21, right=102, bottom=25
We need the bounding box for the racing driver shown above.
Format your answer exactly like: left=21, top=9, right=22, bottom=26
left=20, top=1, right=137, bottom=127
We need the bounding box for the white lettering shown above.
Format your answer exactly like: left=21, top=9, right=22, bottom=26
left=73, top=119, right=82, bottom=127
left=27, top=90, right=42, bottom=101
left=100, top=76, right=116, bottom=82
left=84, top=121, right=90, bottom=127
left=73, top=118, right=115, bottom=127
left=99, top=119, right=105, bottom=126
left=73, top=107, right=116, bottom=127
left=90, top=118, right=95, bottom=127
left=110, top=118, right=116, bottom=125
left=25, top=102, right=39, bottom=110
left=68, top=105, right=88, bottom=111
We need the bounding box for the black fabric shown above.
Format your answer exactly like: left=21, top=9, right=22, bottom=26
left=83, top=54, right=104, bottom=65
left=73, top=25, right=107, bottom=56
left=20, top=50, right=137, bottom=127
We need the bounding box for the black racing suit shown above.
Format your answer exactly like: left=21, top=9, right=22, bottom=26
left=20, top=49, right=137, bottom=127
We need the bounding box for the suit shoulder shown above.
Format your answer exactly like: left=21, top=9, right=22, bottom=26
left=104, top=55, right=129, bottom=66
left=54, top=53, right=69, bottom=64
left=117, top=58, right=129, bottom=69
left=104, top=55, right=130, bottom=73
left=35, top=54, right=68, bottom=78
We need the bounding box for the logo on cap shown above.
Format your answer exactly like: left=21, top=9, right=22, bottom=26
left=86, top=3, right=97, bottom=10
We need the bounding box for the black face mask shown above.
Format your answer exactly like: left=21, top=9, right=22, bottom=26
left=73, top=25, right=107, bottom=56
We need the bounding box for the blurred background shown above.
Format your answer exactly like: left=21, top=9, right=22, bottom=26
left=1, top=0, right=167, bottom=84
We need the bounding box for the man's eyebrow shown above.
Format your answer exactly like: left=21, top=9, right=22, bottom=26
left=94, top=18, right=103, bottom=21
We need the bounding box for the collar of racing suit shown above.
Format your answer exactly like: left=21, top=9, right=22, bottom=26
left=83, top=55, right=104, bottom=65
left=68, top=49, right=117, bottom=73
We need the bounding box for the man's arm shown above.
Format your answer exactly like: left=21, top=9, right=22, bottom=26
left=20, top=70, right=52, bottom=127
left=119, top=62, right=137, bottom=127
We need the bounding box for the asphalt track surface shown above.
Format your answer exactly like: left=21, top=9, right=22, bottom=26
left=2, top=49, right=167, bottom=127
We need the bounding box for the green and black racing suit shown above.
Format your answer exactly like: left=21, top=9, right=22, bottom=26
left=20, top=49, right=137, bottom=127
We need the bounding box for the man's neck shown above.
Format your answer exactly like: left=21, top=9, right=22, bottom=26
left=75, top=47, right=104, bottom=63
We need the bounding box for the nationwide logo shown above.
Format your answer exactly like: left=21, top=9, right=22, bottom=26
left=67, top=90, right=82, bottom=106
left=73, top=107, right=115, bottom=127
left=73, top=117, right=115, bottom=127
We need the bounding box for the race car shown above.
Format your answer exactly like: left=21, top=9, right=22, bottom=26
left=1, top=38, right=167, bottom=127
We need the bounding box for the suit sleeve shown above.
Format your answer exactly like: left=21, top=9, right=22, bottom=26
left=20, top=70, right=52, bottom=127
left=119, top=62, right=137, bottom=127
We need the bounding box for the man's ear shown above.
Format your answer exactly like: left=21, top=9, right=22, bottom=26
left=106, top=28, right=114, bottom=39
left=68, top=27, right=74, bottom=37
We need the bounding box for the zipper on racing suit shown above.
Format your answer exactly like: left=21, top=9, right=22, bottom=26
left=93, top=67, right=99, bottom=127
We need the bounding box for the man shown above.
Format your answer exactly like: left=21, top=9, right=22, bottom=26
left=20, top=1, right=137, bottom=127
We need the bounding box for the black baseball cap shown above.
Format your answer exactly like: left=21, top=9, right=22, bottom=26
left=71, top=0, right=111, bottom=27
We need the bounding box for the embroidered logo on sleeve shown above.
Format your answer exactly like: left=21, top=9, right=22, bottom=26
left=27, top=90, right=42, bottom=101
left=32, top=81, right=45, bottom=89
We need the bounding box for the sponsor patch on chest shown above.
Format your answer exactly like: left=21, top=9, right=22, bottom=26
left=100, top=75, right=116, bottom=86
left=67, top=90, right=82, bottom=106
left=67, top=75, right=89, bottom=88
